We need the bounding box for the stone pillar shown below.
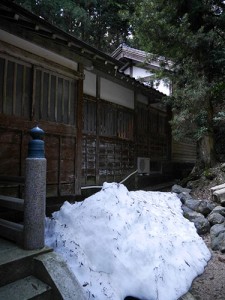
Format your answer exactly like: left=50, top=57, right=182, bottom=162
left=23, top=126, right=46, bottom=250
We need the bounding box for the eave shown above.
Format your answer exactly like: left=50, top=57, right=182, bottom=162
left=0, top=0, right=165, bottom=101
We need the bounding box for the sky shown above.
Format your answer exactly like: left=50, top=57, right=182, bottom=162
left=45, top=182, right=211, bottom=300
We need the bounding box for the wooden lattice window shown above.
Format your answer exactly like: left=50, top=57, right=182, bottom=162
left=99, top=101, right=133, bottom=141
left=117, top=109, right=133, bottom=140
left=137, top=105, right=148, bottom=135
left=99, top=102, right=117, bottom=137
left=34, top=68, right=77, bottom=125
left=0, top=56, right=32, bottom=118
left=0, top=55, right=77, bottom=125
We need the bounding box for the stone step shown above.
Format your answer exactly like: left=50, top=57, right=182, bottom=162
left=0, top=275, right=52, bottom=300
left=0, top=237, right=52, bottom=287
left=34, top=252, right=87, bottom=300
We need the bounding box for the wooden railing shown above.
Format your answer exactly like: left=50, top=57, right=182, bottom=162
left=0, top=126, right=46, bottom=250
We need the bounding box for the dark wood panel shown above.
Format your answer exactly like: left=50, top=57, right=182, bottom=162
left=0, top=124, right=78, bottom=198
left=46, top=160, right=58, bottom=183
left=46, top=184, right=58, bottom=198
left=60, top=160, right=75, bottom=182
left=60, top=183, right=75, bottom=196
left=0, top=129, right=21, bottom=177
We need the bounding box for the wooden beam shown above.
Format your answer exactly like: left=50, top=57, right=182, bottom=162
left=0, top=195, right=24, bottom=211
left=0, top=218, right=23, bottom=244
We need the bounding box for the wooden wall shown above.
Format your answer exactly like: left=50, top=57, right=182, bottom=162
left=136, top=102, right=171, bottom=162
left=82, top=95, right=135, bottom=186
left=0, top=41, right=173, bottom=201
left=172, top=139, right=196, bottom=163
left=0, top=49, right=82, bottom=200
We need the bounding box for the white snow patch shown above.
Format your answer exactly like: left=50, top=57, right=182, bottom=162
left=45, top=182, right=211, bottom=300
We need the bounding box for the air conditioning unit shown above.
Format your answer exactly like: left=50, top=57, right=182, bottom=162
left=137, top=157, right=150, bottom=174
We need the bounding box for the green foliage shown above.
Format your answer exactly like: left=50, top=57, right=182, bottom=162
left=132, top=0, right=225, bottom=143
left=14, top=0, right=136, bottom=53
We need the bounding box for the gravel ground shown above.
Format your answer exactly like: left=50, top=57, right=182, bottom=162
left=189, top=234, right=225, bottom=300
left=187, top=167, right=225, bottom=300
left=152, top=171, right=225, bottom=300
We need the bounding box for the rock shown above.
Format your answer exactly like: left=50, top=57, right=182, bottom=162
left=193, top=217, right=211, bottom=235
left=210, top=224, right=225, bottom=252
left=210, top=223, right=225, bottom=237
left=184, top=211, right=210, bottom=234
left=218, top=255, right=225, bottom=263
left=184, top=199, right=213, bottom=216
left=184, top=199, right=200, bottom=211
left=197, top=200, right=215, bottom=216
left=186, top=179, right=200, bottom=190
left=211, top=206, right=225, bottom=217
left=177, top=192, right=193, bottom=204
left=206, top=201, right=217, bottom=211
left=179, top=292, right=196, bottom=300
left=207, top=212, right=225, bottom=225
left=182, top=205, right=194, bottom=216
left=220, top=163, right=225, bottom=172
left=172, top=184, right=191, bottom=194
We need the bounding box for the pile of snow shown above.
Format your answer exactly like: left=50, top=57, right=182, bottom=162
left=45, top=182, right=211, bottom=300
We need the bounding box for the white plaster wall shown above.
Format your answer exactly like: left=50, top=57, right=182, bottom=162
left=133, top=66, right=152, bottom=79
left=124, top=68, right=131, bottom=76
left=83, top=70, right=96, bottom=97
left=100, top=78, right=134, bottom=109
left=133, top=67, right=170, bottom=95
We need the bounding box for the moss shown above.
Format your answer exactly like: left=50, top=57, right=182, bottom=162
left=204, top=169, right=217, bottom=180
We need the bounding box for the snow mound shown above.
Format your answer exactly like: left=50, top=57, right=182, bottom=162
left=45, top=182, right=211, bottom=300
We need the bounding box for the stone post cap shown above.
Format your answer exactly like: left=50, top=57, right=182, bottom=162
left=28, top=126, right=45, bottom=158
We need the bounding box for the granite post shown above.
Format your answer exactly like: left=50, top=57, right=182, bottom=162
left=23, top=126, right=46, bottom=250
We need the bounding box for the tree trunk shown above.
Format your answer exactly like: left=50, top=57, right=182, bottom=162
left=190, top=133, right=216, bottom=177
left=193, top=93, right=217, bottom=174
left=197, top=133, right=216, bottom=169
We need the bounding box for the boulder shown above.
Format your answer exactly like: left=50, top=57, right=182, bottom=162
left=210, top=224, right=225, bottom=252
left=220, top=163, right=225, bottom=172
left=207, top=212, right=225, bottom=225
left=211, top=206, right=225, bottom=217
left=177, top=192, right=193, bottom=204
left=184, top=199, right=200, bottom=211
left=181, top=205, right=194, bottom=216
left=172, top=184, right=191, bottom=195
left=184, top=199, right=213, bottom=216
left=184, top=211, right=210, bottom=235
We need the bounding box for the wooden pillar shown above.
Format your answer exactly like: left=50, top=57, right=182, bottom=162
left=133, top=91, right=138, bottom=189
left=75, top=64, right=84, bottom=195
left=95, top=75, right=101, bottom=185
